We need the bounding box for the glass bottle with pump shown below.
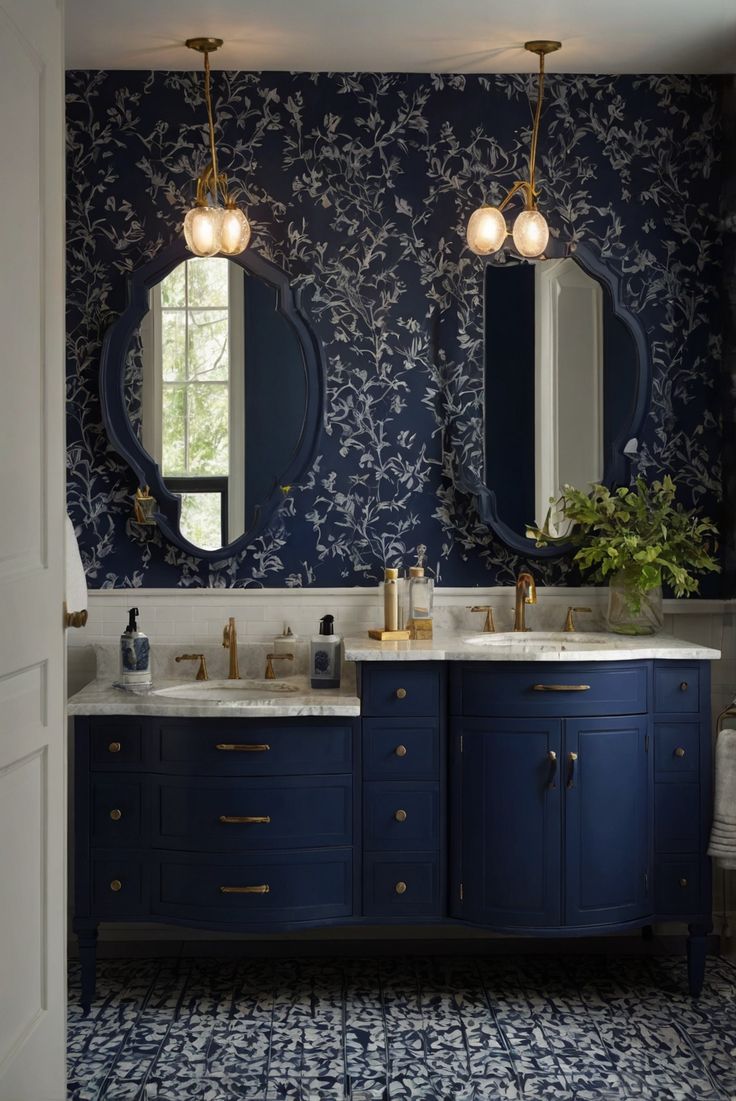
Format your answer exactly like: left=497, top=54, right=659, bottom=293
left=407, top=545, right=433, bottom=638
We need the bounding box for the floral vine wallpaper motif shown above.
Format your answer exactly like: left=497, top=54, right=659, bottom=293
left=66, top=71, right=722, bottom=589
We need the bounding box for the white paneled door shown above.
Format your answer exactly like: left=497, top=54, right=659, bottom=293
left=0, top=1, right=66, bottom=1099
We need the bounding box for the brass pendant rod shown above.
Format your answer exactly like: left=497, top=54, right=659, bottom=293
left=527, top=50, right=546, bottom=207
left=202, top=48, right=221, bottom=205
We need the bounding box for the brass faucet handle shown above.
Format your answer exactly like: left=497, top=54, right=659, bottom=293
left=467, top=605, right=495, bottom=633
left=264, top=652, right=294, bottom=680
left=175, top=653, right=209, bottom=680
left=563, top=606, right=593, bottom=633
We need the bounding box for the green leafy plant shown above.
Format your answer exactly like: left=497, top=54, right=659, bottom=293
left=527, top=476, right=720, bottom=597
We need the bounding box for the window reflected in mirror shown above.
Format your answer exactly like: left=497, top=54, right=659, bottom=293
left=134, top=256, right=308, bottom=553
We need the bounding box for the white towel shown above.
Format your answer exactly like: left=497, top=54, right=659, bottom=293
left=708, top=728, right=736, bottom=868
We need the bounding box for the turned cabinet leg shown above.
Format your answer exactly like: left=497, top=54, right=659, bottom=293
left=641, top=924, right=654, bottom=941
left=76, top=926, right=98, bottom=1015
left=687, top=923, right=710, bottom=998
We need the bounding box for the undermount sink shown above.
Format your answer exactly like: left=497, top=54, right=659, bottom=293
left=462, top=632, right=616, bottom=649
left=152, top=678, right=301, bottom=702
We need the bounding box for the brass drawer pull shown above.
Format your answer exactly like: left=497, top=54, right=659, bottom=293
left=215, top=743, right=270, bottom=752
left=533, top=684, right=591, bottom=692
left=108, top=741, right=121, bottom=753
left=680, top=682, right=689, bottom=692
left=395, top=688, right=407, bottom=700
left=219, top=815, right=271, bottom=824
left=394, top=744, right=408, bottom=757
left=395, top=881, right=407, bottom=895
left=110, top=808, right=122, bottom=821
left=394, top=809, right=407, bottom=823
left=674, top=747, right=686, bottom=758
left=219, top=884, right=270, bottom=894
left=110, top=879, right=122, bottom=892
left=547, top=749, right=558, bottom=789
left=679, top=877, right=689, bottom=888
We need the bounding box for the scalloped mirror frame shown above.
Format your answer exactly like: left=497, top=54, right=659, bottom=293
left=99, top=239, right=325, bottom=561
left=464, top=242, right=652, bottom=558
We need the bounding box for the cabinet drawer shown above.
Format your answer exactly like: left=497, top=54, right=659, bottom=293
left=154, top=850, right=352, bottom=924
left=361, top=664, right=441, bottom=718
left=90, top=721, right=143, bottom=768
left=91, top=855, right=145, bottom=916
left=92, top=780, right=142, bottom=846
left=655, top=782, right=700, bottom=852
left=452, top=662, right=647, bottom=717
left=655, top=857, right=701, bottom=915
left=155, top=775, right=352, bottom=851
left=153, top=720, right=353, bottom=776
left=362, top=719, right=439, bottom=780
left=363, top=783, right=439, bottom=852
left=363, top=854, right=440, bottom=917
left=654, top=666, right=700, bottom=714
left=654, top=723, right=700, bottom=777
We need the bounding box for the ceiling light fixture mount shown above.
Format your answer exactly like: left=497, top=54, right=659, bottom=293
left=466, top=39, right=561, bottom=260
left=183, top=36, right=251, bottom=257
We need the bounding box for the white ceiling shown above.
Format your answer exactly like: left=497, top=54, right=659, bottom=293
left=65, top=0, right=736, bottom=73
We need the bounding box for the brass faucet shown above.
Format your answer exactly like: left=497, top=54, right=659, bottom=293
left=564, top=606, right=592, bottom=633
left=222, top=617, right=240, bottom=680
left=514, top=571, right=537, bottom=632
left=467, top=605, right=496, bottom=632
left=175, top=653, right=209, bottom=680
left=265, top=652, right=294, bottom=679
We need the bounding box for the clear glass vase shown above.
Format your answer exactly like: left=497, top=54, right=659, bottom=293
left=606, top=569, right=664, bottom=636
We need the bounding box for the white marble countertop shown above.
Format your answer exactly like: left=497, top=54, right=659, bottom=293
left=343, top=631, right=722, bottom=663
left=67, top=672, right=361, bottom=718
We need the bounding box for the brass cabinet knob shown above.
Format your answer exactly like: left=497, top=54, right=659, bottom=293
left=394, top=744, right=407, bottom=757
left=110, top=879, right=122, bottom=892
left=394, top=809, right=407, bottom=823
left=395, top=688, right=407, bottom=700
left=395, top=881, right=407, bottom=895
left=674, top=747, right=686, bottom=758
left=109, top=808, right=122, bottom=821
left=108, top=741, right=121, bottom=754
left=680, top=682, right=688, bottom=692
left=679, top=877, right=688, bottom=888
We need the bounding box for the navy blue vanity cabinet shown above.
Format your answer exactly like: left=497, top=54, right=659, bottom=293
left=359, top=663, right=445, bottom=918
left=73, top=715, right=360, bottom=1012
left=450, top=660, right=713, bottom=995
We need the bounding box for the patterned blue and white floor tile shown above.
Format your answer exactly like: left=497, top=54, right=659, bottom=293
left=67, top=955, right=736, bottom=1100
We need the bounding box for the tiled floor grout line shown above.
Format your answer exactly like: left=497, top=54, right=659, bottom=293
left=135, top=958, right=196, bottom=1100
left=474, top=957, right=524, bottom=1099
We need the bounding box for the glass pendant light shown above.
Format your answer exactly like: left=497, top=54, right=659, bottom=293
left=183, top=37, right=251, bottom=257
left=466, top=40, right=560, bottom=260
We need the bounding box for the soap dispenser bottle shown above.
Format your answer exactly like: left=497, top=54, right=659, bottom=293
left=407, top=545, right=434, bottom=639
left=310, top=614, right=341, bottom=689
left=119, top=607, right=152, bottom=687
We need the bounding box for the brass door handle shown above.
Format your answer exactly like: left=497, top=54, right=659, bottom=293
left=395, top=881, right=407, bottom=895
left=395, top=688, right=407, bottom=700
left=533, top=684, right=591, bottom=692
left=566, top=751, right=578, bottom=789
left=674, top=747, right=686, bottom=758
left=219, top=884, right=270, bottom=894
left=110, top=879, right=122, bottom=892
left=394, top=744, right=407, bottom=757
left=65, top=608, right=88, bottom=628
left=546, top=749, right=558, bottom=789
left=394, top=809, right=407, bottom=823
left=110, top=808, right=122, bottom=821
left=218, top=815, right=271, bottom=824
left=215, top=743, right=270, bottom=752
left=108, top=741, right=121, bottom=753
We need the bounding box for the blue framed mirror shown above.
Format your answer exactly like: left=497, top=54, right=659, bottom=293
left=100, top=241, right=324, bottom=560
left=469, top=243, right=651, bottom=557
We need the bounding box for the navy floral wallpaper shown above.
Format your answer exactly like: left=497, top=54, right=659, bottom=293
left=66, top=71, right=722, bottom=589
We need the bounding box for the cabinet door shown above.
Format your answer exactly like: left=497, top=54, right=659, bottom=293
left=564, top=717, right=649, bottom=926
left=453, top=719, right=562, bottom=928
